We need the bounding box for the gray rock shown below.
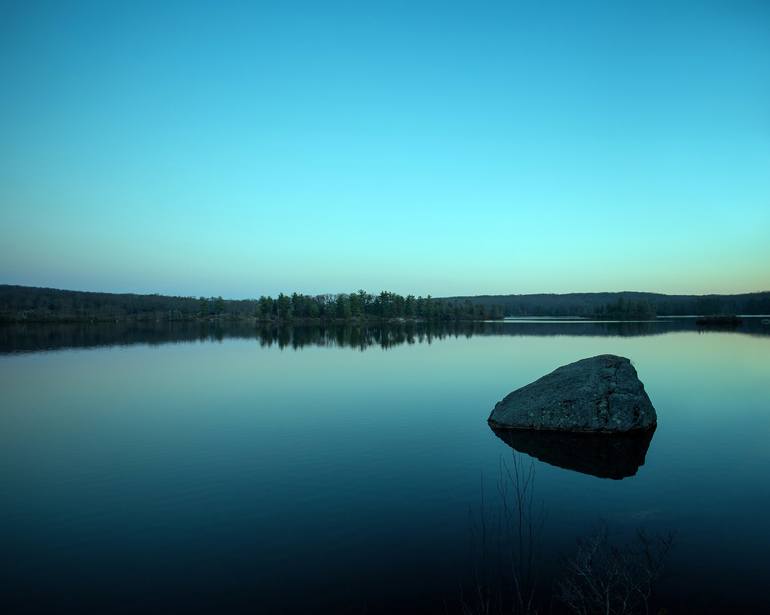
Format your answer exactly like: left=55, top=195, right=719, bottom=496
left=488, top=355, right=656, bottom=433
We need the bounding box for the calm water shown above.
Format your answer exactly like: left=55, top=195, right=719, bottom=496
left=1, top=320, right=769, bottom=613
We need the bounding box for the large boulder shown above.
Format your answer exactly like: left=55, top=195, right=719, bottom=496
left=488, top=355, right=656, bottom=433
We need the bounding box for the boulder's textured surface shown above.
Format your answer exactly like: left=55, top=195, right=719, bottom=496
left=488, top=355, right=656, bottom=433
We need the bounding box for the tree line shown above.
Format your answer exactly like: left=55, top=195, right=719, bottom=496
left=448, top=290, right=770, bottom=318
left=250, top=291, right=504, bottom=322
left=2, top=284, right=768, bottom=324
left=594, top=297, right=657, bottom=319
left=0, top=285, right=504, bottom=323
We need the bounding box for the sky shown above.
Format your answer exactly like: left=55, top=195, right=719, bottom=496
left=1, top=0, right=769, bottom=298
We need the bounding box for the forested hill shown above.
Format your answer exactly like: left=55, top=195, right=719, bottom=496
left=1, top=285, right=769, bottom=323
left=445, top=291, right=770, bottom=318
left=0, top=285, right=503, bottom=323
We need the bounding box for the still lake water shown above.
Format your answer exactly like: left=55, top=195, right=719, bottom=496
left=1, top=320, right=769, bottom=613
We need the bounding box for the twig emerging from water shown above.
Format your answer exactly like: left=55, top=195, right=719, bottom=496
left=557, top=524, right=674, bottom=615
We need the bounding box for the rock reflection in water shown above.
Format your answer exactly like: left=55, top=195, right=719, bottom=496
left=490, top=426, right=656, bottom=479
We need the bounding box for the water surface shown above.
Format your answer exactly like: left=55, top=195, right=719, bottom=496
left=1, top=320, right=769, bottom=613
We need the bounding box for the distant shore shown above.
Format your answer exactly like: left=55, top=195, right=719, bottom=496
left=2, top=284, right=769, bottom=325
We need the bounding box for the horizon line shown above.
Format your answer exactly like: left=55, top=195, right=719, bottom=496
left=2, top=282, right=769, bottom=302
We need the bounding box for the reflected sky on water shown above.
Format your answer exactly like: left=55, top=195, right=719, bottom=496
left=1, top=321, right=769, bottom=613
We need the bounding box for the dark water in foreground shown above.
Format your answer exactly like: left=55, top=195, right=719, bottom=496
left=1, top=319, right=769, bottom=613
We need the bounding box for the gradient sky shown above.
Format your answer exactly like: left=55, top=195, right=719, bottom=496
left=1, top=0, right=769, bottom=298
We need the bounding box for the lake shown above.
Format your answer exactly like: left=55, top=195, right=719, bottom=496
left=2, top=319, right=769, bottom=613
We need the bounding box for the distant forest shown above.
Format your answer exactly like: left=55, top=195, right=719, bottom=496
left=1, top=285, right=769, bottom=324
left=0, top=286, right=503, bottom=323
left=447, top=290, right=770, bottom=318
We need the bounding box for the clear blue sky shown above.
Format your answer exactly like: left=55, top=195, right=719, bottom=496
left=1, top=0, right=768, bottom=298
